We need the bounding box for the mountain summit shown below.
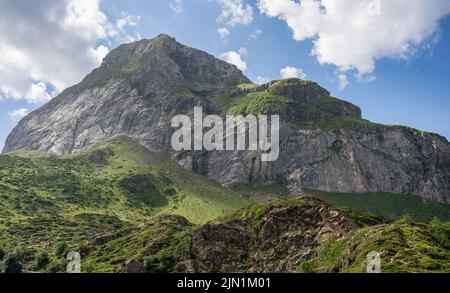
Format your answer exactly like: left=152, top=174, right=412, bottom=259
left=3, top=34, right=450, bottom=203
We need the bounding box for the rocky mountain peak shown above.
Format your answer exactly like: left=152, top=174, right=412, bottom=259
left=2, top=35, right=450, bottom=204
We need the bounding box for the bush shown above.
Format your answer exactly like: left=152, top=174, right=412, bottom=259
left=1, top=254, right=22, bottom=273
left=430, top=217, right=448, bottom=247
left=77, top=242, right=89, bottom=257
left=397, top=214, right=413, bottom=224
left=0, top=248, right=5, bottom=261
left=34, top=251, right=50, bottom=270
left=143, top=255, right=174, bottom=273
left=55, top=242, right=69, bottom=259
left=298, top=260, right=316, bottom=273
left=317, top=236, right=346, bottom=270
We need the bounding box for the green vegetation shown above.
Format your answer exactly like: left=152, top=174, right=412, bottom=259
left=84, top=197, right=449, bottom=273
left=0, top=137, right=249, bottom=271
left=82, top=215, right=193, bottom=273
left=308, top=190, right=450, bottom=221
left=34, top=251, right=49, bottom=270
left=233, top=183, right=290, bottom=203
left=237, top=83, right=259, bottom=90
left=229, top=91, right=292, bottom=116
left=1, top=254, right=22, bottom=273
left=267, top=78, right=313, bottom=90
left=299, top=221, right=450, bottom=273
left=299, top=236, right=346, bottom=273
left=0, top=137, right=448, bottom=272
left=302, top=116, right=385, bottom=131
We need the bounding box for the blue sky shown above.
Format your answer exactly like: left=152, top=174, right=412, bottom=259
left=1, top=0, right=450, bottom=151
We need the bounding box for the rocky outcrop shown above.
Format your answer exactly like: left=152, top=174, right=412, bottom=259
left=3, top=34, right=450, bottom=203
left=187, top=199, right=357, bottom=272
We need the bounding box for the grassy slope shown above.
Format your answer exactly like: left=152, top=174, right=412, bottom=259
left=308, top=190, right=450, bottom=221
left=0, top=137, right=249, bottom=266
left=231, top=184, right=450, bottom=222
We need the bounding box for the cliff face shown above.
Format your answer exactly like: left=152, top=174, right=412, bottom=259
left=3, top=34, right=450, bottom=203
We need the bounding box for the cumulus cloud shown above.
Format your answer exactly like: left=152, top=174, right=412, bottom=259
left=280, top=66, right=307, bottom=79
left=8, top=108, right=30, bottom=121
left=0, top=0, right=140, bottom=104
left=219, top=51, right=247, bottom=71
left=258, top=0, right=450, bottom=76
left=170, top=0, right=183, bottom=14
left=218, top=27, right=231, bottom=40
left=217, top=0, right=254, bottom=27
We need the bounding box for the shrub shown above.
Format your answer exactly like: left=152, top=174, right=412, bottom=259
left=77, top=242, right=89, bottom=257
left=397, top=214, right=413, bottom=224
left=143, top=255, right=174, bottom=273
left=1, top=254, right=23, bottom=273
left=34, top=251, right=50, bottom=270
left=55, top=242, right=69, bottom=259
left=317, top=236, right=346, bottom=270
left=430, top=217, right=448, bottom=247
left=298, top=260, right=316, bottom=273
left=0, top=248, right=5, bottom=261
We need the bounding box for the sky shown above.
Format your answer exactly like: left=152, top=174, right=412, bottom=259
left=1, top=0, right=450, bottom=151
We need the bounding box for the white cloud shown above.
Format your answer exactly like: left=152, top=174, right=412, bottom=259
left=337, top=74, right=349, bottom=91
left=254, top=76, right=271, bottom=85
left=170, top=0, right=183, bottom=14
left=8, top=108, right=30, bottom=121
left=88, top=45, right=110, bottom=65
left=218, top=27, right=230, bottom=40
left=26, top=81, right=53, bottom=103
left=217, top=0, right=254, bottom=27
left=258, top=0, right=450, bottom=76
left=0, top=0, right=140, bottom=104
left=219, top=51, right=247, bottom=71
left=238, top=47, right=248, bottom=55
left=280, top=66, right=307, bottom=79
left=249, top=29, right=262, bottom=41
left=116, top=11, right=140, bottom=30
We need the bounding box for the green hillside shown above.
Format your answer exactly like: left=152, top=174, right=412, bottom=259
left=0, top=137, right=249, bottom=270
left=308, top=190, right=450, bottom=221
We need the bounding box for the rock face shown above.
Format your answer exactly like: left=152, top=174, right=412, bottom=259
left=3, top=34, right=450, bottom=203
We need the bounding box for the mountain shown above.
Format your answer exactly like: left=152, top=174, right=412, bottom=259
left=3, top=33, right=450, bottom=205
left=0, top=138, right=449, bottom=272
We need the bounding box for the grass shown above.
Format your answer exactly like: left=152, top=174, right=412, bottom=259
left=308, top=190, right=450, bottom=221
left=233, top=183, right=290, bottom=203
left=229, top=91, right=292, bottom=116
left=0, top=137, right=250, bottom=271
left=299, top=221, right=450, bottom=273
left=237, top=83, right=259, bottom=90
left=298, top=116, right=386, bottom=131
